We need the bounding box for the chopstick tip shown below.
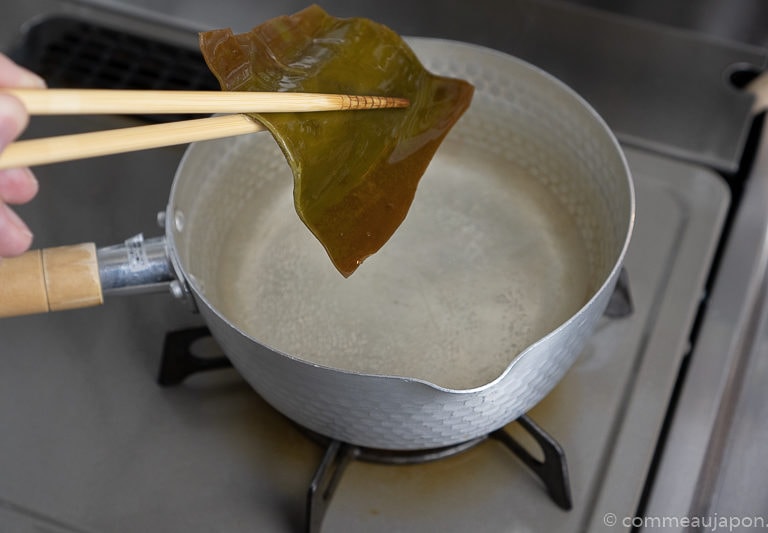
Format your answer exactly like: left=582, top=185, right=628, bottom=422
left=344, top=95, right=409, bottom=110
left=392, top=97, right=410, bottom=108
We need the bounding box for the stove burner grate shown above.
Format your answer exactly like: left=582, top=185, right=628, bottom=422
left=158, top=326, right=232, bottom=386
left=305, top=415, right=571, bottom=533
left=158, top=326, right=573, bottom=532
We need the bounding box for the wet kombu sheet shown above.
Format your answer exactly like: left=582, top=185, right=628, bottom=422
left=200, top=5, right=473, bottom=276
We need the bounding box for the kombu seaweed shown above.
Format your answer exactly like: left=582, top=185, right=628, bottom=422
left=200, top=5, right=473, bottom=276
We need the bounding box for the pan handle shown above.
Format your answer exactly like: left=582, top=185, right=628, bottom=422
left=97, top=234, right=175, bottom=296
left=0, top=242, right=103, bottom=317
left=0, top=234, right=177, bottom=318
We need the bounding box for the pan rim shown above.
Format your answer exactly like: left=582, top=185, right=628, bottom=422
left=166, top=36, right=636, bottom=394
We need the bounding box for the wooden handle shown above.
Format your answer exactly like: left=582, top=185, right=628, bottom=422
left=0, top=243, right=103, bottom=318
left=0, top=114, right=264, bottom=169
left=1, top=89, right=409, bottom=115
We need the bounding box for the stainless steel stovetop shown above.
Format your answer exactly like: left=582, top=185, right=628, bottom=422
left=0, top=1, right=766, bottom=532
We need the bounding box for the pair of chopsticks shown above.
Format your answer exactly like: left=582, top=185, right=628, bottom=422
left=0, top=89, right=409, bottom=170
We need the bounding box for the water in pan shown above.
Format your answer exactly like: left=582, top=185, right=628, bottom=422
left=212, top=123, right=593, bottom=390
left=173, top=39, right=621, bottom=392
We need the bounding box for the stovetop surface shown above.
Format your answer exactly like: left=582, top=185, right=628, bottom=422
left=0, top=1, right=757, bottom=532
left=0, top=132, right=728, bottom=531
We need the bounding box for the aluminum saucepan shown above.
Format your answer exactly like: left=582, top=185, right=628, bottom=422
left=166, top=38, right=634, bottom=449
left=0, top=38, right=634, bottom=450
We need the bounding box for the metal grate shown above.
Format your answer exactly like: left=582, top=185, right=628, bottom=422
left=11, top=16, right=220, bottom=121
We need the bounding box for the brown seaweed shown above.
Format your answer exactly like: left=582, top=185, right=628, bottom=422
left=199, top=5, right=473, bottom=276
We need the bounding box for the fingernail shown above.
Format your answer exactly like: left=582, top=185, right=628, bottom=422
left=0, top=95, right=27, bottom=148
left=27, top=169, right=38, bottom=190
left=16, top=166, right=38, bottom=191
left=19, top=70, right=46, bottom=89
left=1, top=202, right=33, bottom=239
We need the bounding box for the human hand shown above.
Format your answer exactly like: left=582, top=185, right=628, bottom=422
left=0, top=53, right=45, bottom=258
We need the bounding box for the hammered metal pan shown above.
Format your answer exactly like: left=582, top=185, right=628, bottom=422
left=166, top=38, right=635, bottom=449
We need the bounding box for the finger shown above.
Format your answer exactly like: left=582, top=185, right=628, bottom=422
left=0, top=53, right=46, bottom=89
left=0, top=200, right=33, bottom=257
left=0, top=93, right=28, bottom=149
left=0, top=167, right=38, bottom=204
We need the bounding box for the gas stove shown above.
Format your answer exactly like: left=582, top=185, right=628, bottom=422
left=0, top=1, right=765, bottom=532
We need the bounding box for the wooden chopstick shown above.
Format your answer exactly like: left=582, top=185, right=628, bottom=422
left=0, top=114, right=265, bottom=169
left=1, top=89, right=410, bottom=115
left=0, top=89, right=409, bottom=169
